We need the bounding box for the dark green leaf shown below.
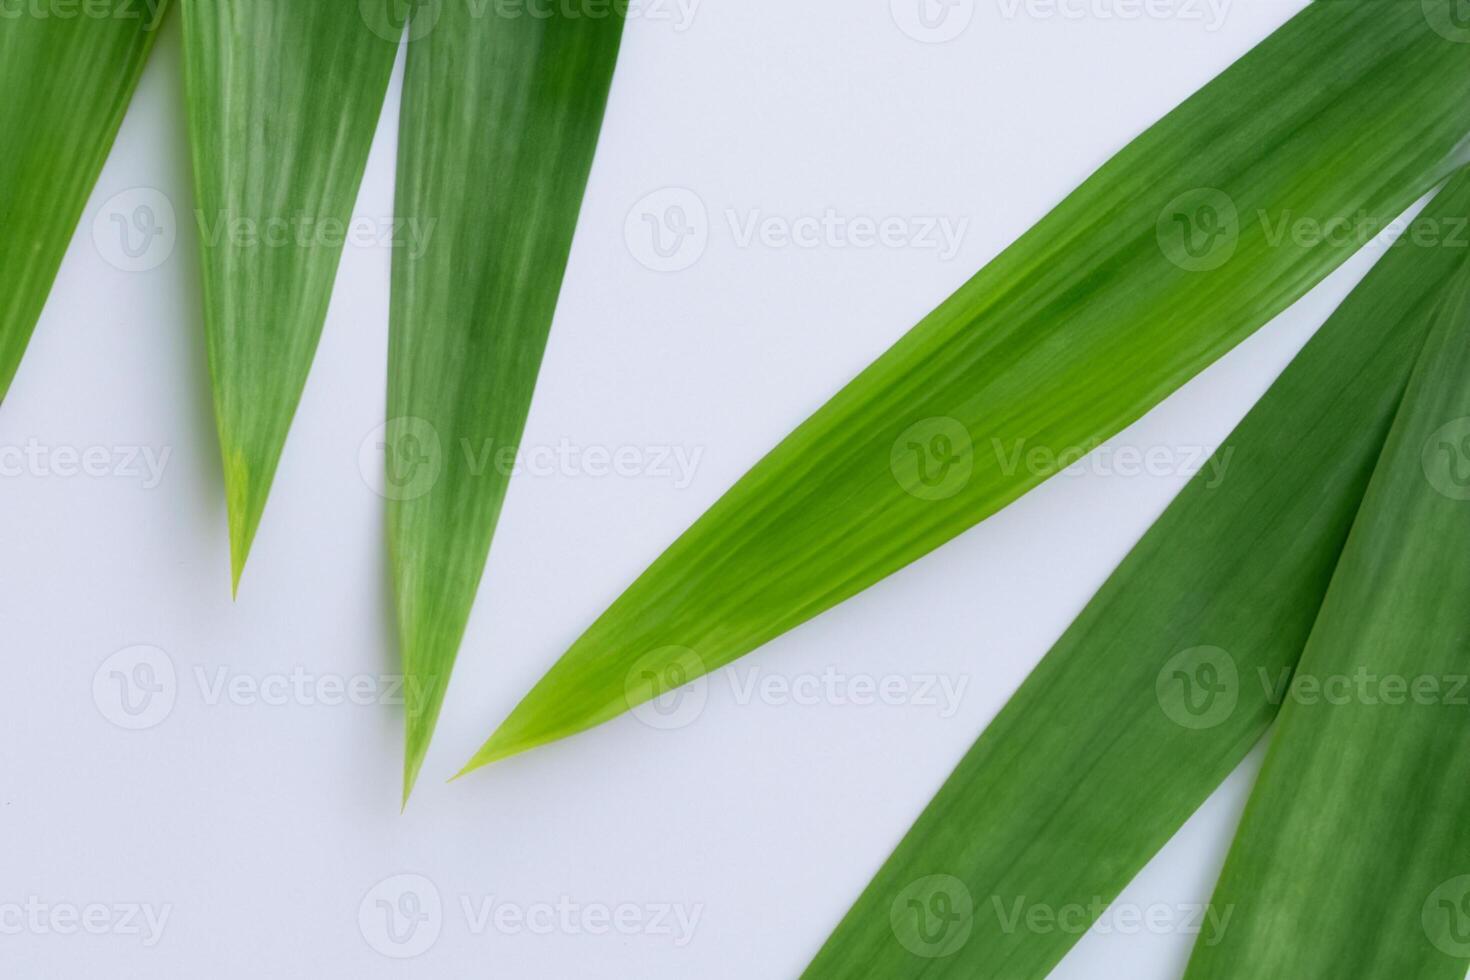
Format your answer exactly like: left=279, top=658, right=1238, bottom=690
left=0, top=0, right=168, bottom=401
left=466, top=0, right=1470, bottom=769
left=1183, top=188, right=1470, bottom=980
left=387, top=2, right=624, bottom=800
left=802, top=169, right=1470, bottom=979
left=180, top=0, right=400, bottom=589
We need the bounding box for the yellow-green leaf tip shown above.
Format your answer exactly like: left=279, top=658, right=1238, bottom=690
left=401, top=673, right=449, bottom=806
left=222, top=447, right=264, bottom=598
left=401, top=753, right=423, bottom=812
left=455, top=735, right=526, bottom=779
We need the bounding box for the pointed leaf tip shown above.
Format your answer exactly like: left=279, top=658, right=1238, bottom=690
left=401, top=764, right=419, bottom=812
left=465, top=0, right=1470, bottom=765
left=222, top=448, right=261, bottom=597
left=458, top=734, right=523, bottom=778
left=182, top=0, right=399, bottom=592
left=388, top=9, right=624, bottom=789
left=0, top=2, right=168, bottom=405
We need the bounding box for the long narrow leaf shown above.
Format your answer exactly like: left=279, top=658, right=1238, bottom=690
left=0, top=0, right=168, bottom=401
left=180, top=0, right=400, bottom=589
left=387, top=3, right=624, bottom=799
left=803, top=171, right=1470, bottom=980
left=1183, top=215, right=1470, bottom=979
left=467, top=0, right=1470, bottom=769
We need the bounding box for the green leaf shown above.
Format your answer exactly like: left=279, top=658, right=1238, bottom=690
left=465, top=0, right=1470, bottom=770
left=0, top=0, right=168, bottom=402
left=801, top=170, right=1470, bottom=979
left=1182, top=202, right=1470, bottom=979
left=387, top=4, right=624, bottom=800
left=180, top=0, right=400, bottom=591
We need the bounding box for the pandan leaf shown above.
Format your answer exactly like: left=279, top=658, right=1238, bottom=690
left=802, top=169, right=1470, bottom=979
left=0, top=0, right=169, bottom=402
left=465, top=0, right=1470, bottom=769
left=180, top=0, right=400, bottom=590
left=386, top=4, right=624, bottom=800
left=1183, top=208, right=1470, bottom=979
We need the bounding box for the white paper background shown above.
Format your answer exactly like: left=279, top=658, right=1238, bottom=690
left=0, top=0, right=1428, bottom=976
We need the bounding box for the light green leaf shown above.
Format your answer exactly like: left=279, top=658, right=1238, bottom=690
left=802, top=169, right=1470, bottom=980
left=180, top=0, right=400, bottom=590
left=466, top=0, right=1470, bottom=769
left=0, top=0, right=168, bottom=402
left=1183, top=196, right=1470, bottom=980
left=387, top=3, right=624, bottom=800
